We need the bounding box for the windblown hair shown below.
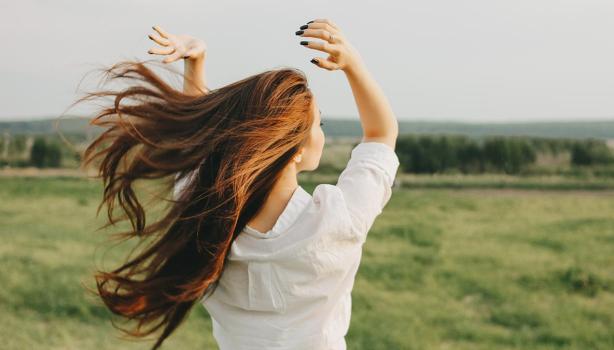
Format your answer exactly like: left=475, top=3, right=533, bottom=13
left=76, top=59, right=314, bottom=349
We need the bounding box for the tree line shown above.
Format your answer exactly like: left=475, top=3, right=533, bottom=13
left=1, top=133, right=613, bottom=173
left=0, top=135, right=65, bottom=168
left=395, top=134, right=613, bottom=174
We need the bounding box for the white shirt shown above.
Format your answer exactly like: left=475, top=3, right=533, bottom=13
left=174, top=141, right=400, bottom=350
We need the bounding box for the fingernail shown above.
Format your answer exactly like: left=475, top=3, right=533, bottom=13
left=310, top=58, right=318, bottom=64
left=299, top=24, right=308, bottom=30
left=307, top=20, right=314, bottom=24
left=295, top=30, right=304, bottom=36
left=300, top=41, right=308, bottom=46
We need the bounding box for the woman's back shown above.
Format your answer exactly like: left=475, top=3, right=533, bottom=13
left=175, top=141, right=400, bottom=349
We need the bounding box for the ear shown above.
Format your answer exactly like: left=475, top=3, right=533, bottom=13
left=293, top=148, right=304, bottom=163
left=294, top=152, right=303, bottom=163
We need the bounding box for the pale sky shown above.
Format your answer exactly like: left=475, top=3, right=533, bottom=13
left=2, top=0, right=614, bottom=122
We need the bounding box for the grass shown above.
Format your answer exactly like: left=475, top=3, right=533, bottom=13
left=397, top=174, right=614, bottom=191
left=346, top=188, right=614, bottom=349
left=0, top=177, right=613, bottom=349
left=301, top=172, right=614, bottom=191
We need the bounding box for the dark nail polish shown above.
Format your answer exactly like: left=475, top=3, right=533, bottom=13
left=300, top=24, right=308, bottom=30
left=307, top=20, right=314, bottom=24
left=295, top=30, right=304, bottom=35
left=310, top=58, right=318, bottom=64
left=300, top=41, right=308, bottom=46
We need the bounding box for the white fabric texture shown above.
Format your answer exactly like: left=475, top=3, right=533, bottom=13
left=173, top=141, right=400, bottom=350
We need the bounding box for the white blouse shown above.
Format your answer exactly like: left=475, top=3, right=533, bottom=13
left=173, top=141, right=400, bottom=350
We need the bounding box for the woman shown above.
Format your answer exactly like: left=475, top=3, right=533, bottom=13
left=80, top=18, right=399, bottom=350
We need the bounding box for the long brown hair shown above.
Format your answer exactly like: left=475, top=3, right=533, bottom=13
left=76, top=59, right=314, bottom=349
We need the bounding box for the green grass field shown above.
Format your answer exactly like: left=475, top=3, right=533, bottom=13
left=1, top=177, right=613, bottom=349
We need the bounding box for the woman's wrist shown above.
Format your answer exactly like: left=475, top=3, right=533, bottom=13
left=343, top=59, right=368, bottom=79
left=183, top=53, right=207, bottom=95
left=186, top=50, right=205, bottom=63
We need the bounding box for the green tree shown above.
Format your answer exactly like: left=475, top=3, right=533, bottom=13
left=482, top=137, right=536, bottom=174
left=30, top=137, right=47, bottom=168
left=45, top=142, right=62, bottom=167
left=571, top=140, right=613, bottom=166
left=29, top=137, right=63, bottom=168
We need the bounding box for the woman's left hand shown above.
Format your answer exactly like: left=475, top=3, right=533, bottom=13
left=295, top=18, right=363, bottom=73
left=147, top=25, right=207, bottom=63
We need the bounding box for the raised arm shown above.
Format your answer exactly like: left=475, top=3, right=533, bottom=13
left=296, top=18, right=399, bottom=150
left=183, top=54, right=207, bottom=96
left=342, top=62, right=398, bottom=149
left=296, top=19, right=401, bottom=240
left=147, top=25, right=208, bottom=199
left=147, top=25, right=209, bottom=96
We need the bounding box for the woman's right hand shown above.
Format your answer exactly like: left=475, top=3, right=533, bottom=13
left=295, top=18, right=364, bottom=74
left=147, top=25, right=207, bottom=64
left=147, top=25, right=208, bottom=95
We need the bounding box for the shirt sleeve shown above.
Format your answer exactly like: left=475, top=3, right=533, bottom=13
left=173, top=171, right=193, bottom=200
left=335, top=141, right=400, bottom=243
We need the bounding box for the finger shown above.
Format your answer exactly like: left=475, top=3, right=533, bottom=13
left=300, top=40, right=339, bottom=55
left=152, top=25, right=171, bottom=38
left=162, top=49, right=183, bottom=63
left=309, top=18, right=339, bottom=30
left=300, top=23, right=344, bottom=44
left=297, top=29, right=334, bottom=42
left=148, top=46, right=175, bottom=55
left=148, top=33, right=170, bottom=46
left=301, top=22, right=339, bottom=36
left=310, top=57, right=339, bottom=71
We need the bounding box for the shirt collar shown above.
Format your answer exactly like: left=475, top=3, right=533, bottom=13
left=243, top=185, right=311, bottom=239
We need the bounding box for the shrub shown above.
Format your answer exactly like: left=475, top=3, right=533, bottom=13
left=571, top=139, right=613, bottom=166
left=29, top=136, right=63, bottom=168
left=30, top=137, right=47, bottom=168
